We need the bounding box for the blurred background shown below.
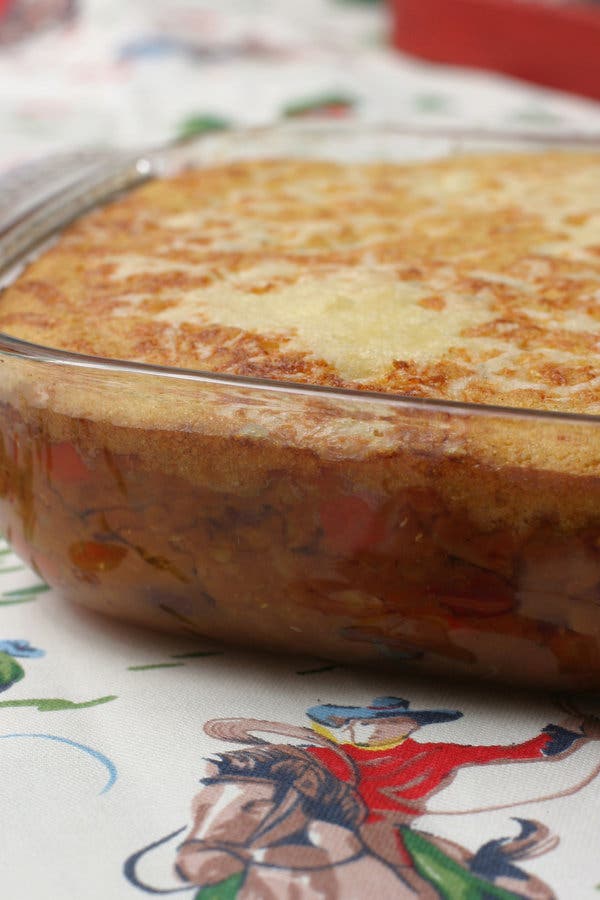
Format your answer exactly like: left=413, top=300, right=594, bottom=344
left=1, top=0, right=600, bottom=171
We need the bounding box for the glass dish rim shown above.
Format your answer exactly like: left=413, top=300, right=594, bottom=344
left=2, top=119, right=600, bottom=428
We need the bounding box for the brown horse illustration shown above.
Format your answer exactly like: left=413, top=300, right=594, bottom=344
left=124, top=697, right=600, bottom=898
left=125, top=740, right=557, bottom=898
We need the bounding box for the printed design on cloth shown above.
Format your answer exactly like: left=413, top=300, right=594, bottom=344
left=125, top=695, right=600, bottom=898
left=0, top=538, right=48, bottom=605
left=0, top=732, right=117, bottom=794
left=282, top=92, right=356, bottom=119
left=0, top=637, right=115, bottom=711
left=0, top=640, right=117, bottom=793
left=0, top=637, right=43, bottom=691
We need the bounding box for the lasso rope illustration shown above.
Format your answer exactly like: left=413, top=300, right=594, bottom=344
left=0, top=732, right=117, bottom=793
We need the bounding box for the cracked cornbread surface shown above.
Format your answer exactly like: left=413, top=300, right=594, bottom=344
left=1, top=152, right=600, bottom=413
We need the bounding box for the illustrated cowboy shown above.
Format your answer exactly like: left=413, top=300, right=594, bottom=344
left=125, top=695, right=600, bottom=899
left=304, top=696, right=600, bottom=889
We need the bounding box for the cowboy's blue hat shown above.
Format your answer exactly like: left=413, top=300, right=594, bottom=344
left=307, top=696, right=462, bottom=728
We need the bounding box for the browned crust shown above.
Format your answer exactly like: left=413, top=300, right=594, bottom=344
left=2, top=154, right=600, bottom=413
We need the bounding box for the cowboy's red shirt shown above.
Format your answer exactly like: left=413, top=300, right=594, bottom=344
left=307, top=729, right=576, bottom=822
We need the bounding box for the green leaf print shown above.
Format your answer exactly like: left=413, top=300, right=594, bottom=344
left=1, top=583, right=50, bottom=599
left=0, top=597, right=39, bottom=607
left=177, top=114, right=231, bottom=140
left=509, top=107, right=562, bottom=127
left=413, top=92, right=450, bottom=113
left=0, top=652, right=24, bottom=691
left=128, top=663, right=185, bottom=671
left=195, top=872, right=246, bottom=900
left=0, top=695, right=117, bottom=711
left=128, top=650, right=224, bottom=670
left=282, top=92, right=356, bottom=118
left=0, top=564, right=25, bottom=575
left=401, top=827, right=522, bottom=900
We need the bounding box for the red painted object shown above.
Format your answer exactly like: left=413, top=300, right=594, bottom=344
left=0, top=0, right=13, bottom=19
left=389, top=0, right=600, bottom=101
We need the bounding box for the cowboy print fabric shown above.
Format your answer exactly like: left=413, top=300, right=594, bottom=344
left=128, top=697, right=600, bottom=899
left=3, top=1, right=600, bottom=897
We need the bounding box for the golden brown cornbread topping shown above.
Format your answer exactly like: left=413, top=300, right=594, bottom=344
left=2, top=152, right=600, bottom=412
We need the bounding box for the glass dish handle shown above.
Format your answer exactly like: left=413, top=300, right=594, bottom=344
left=0, top=149, right=155, bottom=273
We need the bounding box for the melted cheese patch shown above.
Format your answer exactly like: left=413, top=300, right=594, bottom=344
left=150, top=268, right=489, bottom=381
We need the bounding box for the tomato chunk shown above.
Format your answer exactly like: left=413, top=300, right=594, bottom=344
left=69, top=540, right=127, bottom=573
left=48, top=442, right=92, bottom=485
left=320, top=495, right=387, bottom=555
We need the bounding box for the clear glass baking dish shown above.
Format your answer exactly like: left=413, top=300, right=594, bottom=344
left=1, top=123, right=600, bottom=689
